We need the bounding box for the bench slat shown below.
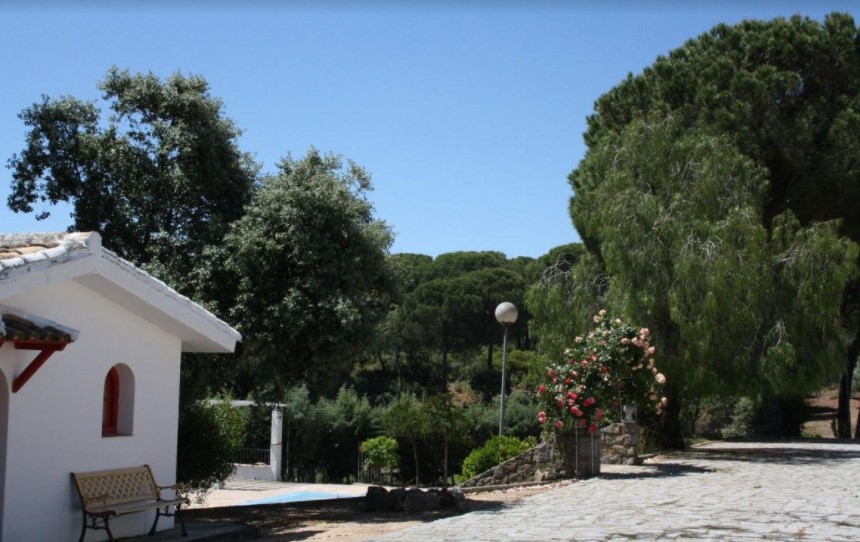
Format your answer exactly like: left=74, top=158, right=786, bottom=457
left=86, top=497, right=187, bottom=516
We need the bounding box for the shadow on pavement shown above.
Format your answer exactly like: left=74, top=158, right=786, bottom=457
left=601, top=463, right=714, bottom=480
left=667, top=442, right=860, bottom=466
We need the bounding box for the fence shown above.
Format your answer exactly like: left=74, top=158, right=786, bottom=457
left=356, top=449, right=397, bottom=485
left=235, top=447, right=271, bottom=465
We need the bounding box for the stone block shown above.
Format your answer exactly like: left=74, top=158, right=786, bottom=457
left=365, top=486, right=392, bottom=512
left=437, top=488, right=465, bottom=508
left=404, top=488, right=441, bottom=513
left=389, top=488, right=407, bottom=511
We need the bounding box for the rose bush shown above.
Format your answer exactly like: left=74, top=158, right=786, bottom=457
left=536, top=309, right=665, bottom=434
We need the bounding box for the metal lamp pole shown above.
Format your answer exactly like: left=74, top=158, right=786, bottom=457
left=495, top=302, right=518, bottom=437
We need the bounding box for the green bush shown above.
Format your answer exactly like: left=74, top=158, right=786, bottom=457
left=460, top=435, right=535, bottom=480
left=360, top=436, right=399, bottom=469
left=464, top=390, right=541, bottom=441
left=721, top=397, right=759, bottom=439
left=177, top=399, right=247, bottom=493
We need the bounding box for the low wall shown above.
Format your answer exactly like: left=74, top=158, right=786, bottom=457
left=461, top=423, right=640, bottom=488
left=231, top=463, right=276, bottom=481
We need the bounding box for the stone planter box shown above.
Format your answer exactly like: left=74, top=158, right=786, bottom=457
left=555, top=428, right=601, bottom=479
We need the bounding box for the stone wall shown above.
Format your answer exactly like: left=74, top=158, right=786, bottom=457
left=460, top=439, right=564, bottom=488
left=460, top=423, right=640, bottom=488
left=601, top=422, right=640, bottom=465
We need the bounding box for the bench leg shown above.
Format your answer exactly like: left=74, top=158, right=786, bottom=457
left=149, top=505, right=187, bottom=537
left=176, top=505, right=188, bottom=537
left=80, top=513, right=115, bottom=542
left=148, top=508, right=161, bottom=536
left=104, top=515, right=115, bottom=542
left=78, top=512, right=88, bottom=542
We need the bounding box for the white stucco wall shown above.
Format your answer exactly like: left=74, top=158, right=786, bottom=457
left=0, top=278, right=183, bottom=542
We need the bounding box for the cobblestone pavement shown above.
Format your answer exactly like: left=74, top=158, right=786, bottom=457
left=372, top=441, right=860, bottom=541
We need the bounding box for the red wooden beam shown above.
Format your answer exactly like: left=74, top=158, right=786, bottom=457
left=14, top=341, right=67, bottom=352
left=12, top=341, right=69, bottom=393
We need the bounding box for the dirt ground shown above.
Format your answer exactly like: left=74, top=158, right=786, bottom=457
left=802, top=386, right=860, bottom=438
left=183, top=481, right=572, bottom=542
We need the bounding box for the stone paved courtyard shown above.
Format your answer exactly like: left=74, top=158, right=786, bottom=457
left=371, top=440, right=860, bottom=541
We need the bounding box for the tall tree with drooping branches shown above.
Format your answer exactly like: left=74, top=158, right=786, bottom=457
left=570, top=13, right=860, bottom=444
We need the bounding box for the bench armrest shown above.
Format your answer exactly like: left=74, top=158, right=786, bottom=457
left=156, top=482, right=185, bottom=499
left=84, top=493, right=112, bottom=511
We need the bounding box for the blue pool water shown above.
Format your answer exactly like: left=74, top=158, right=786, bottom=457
left=242, top=490, right=343, bottom=505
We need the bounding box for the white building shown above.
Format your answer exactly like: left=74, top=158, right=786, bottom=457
left=0, top=232, right=241, bottom=542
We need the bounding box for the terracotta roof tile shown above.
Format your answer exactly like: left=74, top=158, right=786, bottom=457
left=0, top=232, right=96, bottom=274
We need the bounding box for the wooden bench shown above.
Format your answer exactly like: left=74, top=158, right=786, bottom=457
left=72, top=465, right=188, bottom=542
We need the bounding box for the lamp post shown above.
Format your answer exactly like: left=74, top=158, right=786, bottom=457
left=495, top=302, right=518, bottom=437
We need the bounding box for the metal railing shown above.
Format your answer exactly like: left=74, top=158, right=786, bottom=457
left=356, top=450, right=397, bottom=485
left=235, top=447, right=271, bottom=465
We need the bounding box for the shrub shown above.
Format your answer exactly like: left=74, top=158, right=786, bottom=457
left=177, top=399, right=246, bottom=494
left=460, top=435, right=536, bottom=480
left=360, top=436, right=399, bottom=469
left=536, top=310, right=664, bottom=434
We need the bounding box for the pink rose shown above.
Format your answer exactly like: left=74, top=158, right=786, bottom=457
left=554, top=420, right=564, bottom=429
left=595, top=409, right=605, bottom=421
left=570, top=406, right=583, bottom=417
left=621, top=337, right=629, bottom=345
left=588, top=423, right=597, bottom=434
left=647, top=346, right=656, bottom=355
left=583, top=397, right=596, bottom=408
left=537, top=384, right=547, bottom=394
left=655, top=373, right=666, bottom=384
left=640, top=328, right=650, bottom=337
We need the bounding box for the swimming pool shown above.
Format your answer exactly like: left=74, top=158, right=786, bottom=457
left=242, top=490, right=347, bottom=505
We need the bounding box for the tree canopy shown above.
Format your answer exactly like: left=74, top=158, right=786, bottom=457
left=575, top=13, right=860, bottom=247
left=7, top=67, right=257, bottom=292
left=215, top=149, right=395, bottom=396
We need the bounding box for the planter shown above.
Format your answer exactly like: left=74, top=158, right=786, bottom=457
left=554, top=428, right=601, bottom=479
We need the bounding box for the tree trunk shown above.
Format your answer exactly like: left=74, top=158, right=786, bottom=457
left=839, top=318, right=860, bottom=437
left=284, top=419, right=290, bottom=481
left=657, top=380, right=685, bottom=450
left=442, top=435, right=449, bottom=489
left=412, top=439, right=420, bottom=487
left=441, top=335, right=449, bottom=393
left=837, top=371, right=853, bottom=438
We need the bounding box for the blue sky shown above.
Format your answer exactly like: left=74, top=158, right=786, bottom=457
left=1, top=2, right=857, bottom=258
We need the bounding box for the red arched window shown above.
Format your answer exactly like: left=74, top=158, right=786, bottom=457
left=102, top=367, right=119, bottom=436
